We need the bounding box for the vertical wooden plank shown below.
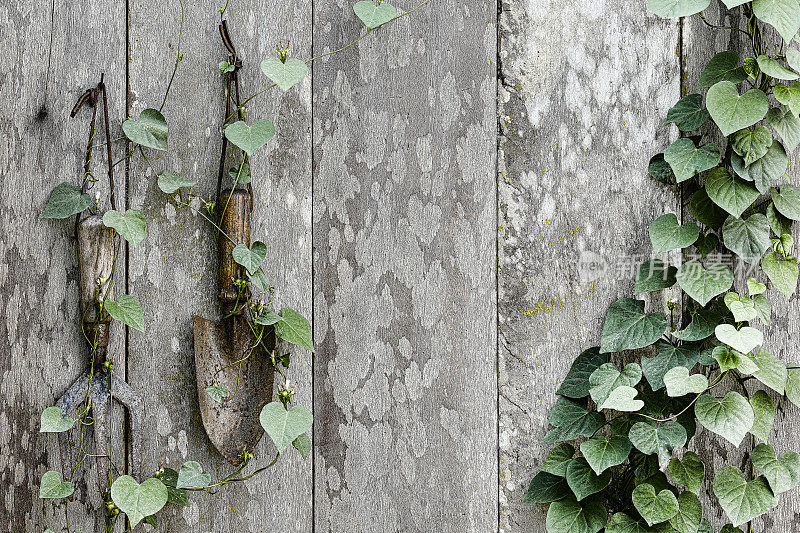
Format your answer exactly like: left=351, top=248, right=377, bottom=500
left=311, top=2, right=497, bottom=531
left=497, top=1, right=681, bottom=530
left=683, top=2, right=800, bottom=529
left=127, top=0, right=312, bottom=530
left=0, top=1, right=126, bottom=531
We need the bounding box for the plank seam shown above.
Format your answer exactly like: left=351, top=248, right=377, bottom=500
left=310, top=0, right=317, bottom=529
left=494, top=0, right=502, bottom=530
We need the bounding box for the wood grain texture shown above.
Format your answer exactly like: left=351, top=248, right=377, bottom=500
left=0, top=0, right=127, bottom=531
left=126, top=0, right=312, bottom=530
left=683, top=3, right=800, bottom=529
left=497, top=1, right=681, bottom=530
left=311, top=2, right=497, bottom=531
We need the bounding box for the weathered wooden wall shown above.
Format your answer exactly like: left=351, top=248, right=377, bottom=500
left=4, top=0, right=800, bottom=531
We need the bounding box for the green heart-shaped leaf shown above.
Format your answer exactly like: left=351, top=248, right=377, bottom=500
left=731, top=126, right=773, bottom=167
left=176, top=461, right=211, bottom=489
left=721, top=0, right=751, bottom=8
left=541, top=443, right=576, bottom=477
left=705, top=167, right=759, bottom=218
left=629, top=421, right=687, bottom=467
left=707, top=81, right=769, bottom=136
left=771, top=184, right=800, bottom=221
left=105, top=295, right=144, bottom=332
left=775, top=81, right=800, bottom=115
left=260, top=402, right=314, bottom=452
left=669, top=451, right=705, bottom=495
left=690, top=188, right=729, bottom=229
left=122, top=108, right=168, bottom=151
left=696, top=231, right=720, bottom=258
left=157, top=172, right=196, bottom=194
left=731, top=142, right=785, bottom=195
left=232, top=241, right=267, bottom=275
left=589, top=363, right=642, bottom=406
left=713, top=466, right=777, bottom=526
left=39, top=471, right=75, bottom=499
left=752, top=442, right=800, bottom=494
left=699, top=51, right=748, bottom=88
left=632, top=483, right=679, bottom=526
left=715, top=324, right=763, bottom=354
left=42, top=182, right=92, bottom=219
left=729, top=299, right=758, bottom=322
left=260, top=57, right=309, bottom=92
left=663, top=138, right=721, bottom=183
left=606, top=512, right=671, bottom=533
left=788, top=48, right=800, bottom=72
left=634, top=259, right=678, bottom=294
left=543, top=397, right=605, bottom=444
left=748, top=277, right=768, bottom=296
left=664, top=366, right=709, bottom=397
left=103, top=209, right=147, bottom=247
left=647, top=0, right=711, bottom=17
left=556, top=347, right=609, bottom=399
left=649, top=213, right=701, bottom=254
left=767, top=202, right=793, bottom=237
left=762, top=250, right=799, bottom=298
left=565, top=457, right=612, bottom=501
left=292, top=433, right=312, bottom=459
left=580, top=435, right=632, bottom=475
left=713, top=345, right=759, bottom=374
left=676, top=259, right=733, bottom=306
left=722, top=214, right=771, bottom=264
left=353, top=0, right=397, bottom=29
left=602, top=386, right=645, bottom=412
left=40, top=407, right=75, bottom=433
left=767, top=107, right=800, bottom=152
left=599, top=298, right=667, bottom=354
left=749, top=390, right=775, bottom=442
left=274, top=307, right=314, bottom=352
left=750, top=349, right=788, bottom=394
left=546, top=496, right=607, bottom=533
left=224, top=119, right=276, bottom=155
left=695, top=392, right=754, bottom=446
left=757, top=55, right=798, bottom=80
left=642, top=341, right=702, bottom=391
left=205, top=383, right=229, bottom=403
left=649, top=153, right=675, bottom=184
left=522, top=470, right=571, bottom=504
left=672, top=308, right=722, bottom=341
left=752, top=0, right=800, bottom=43
left=666, top=94, right=710, bottom=131
left=159, top=467, right=188, bottom=507
left=111, top=476, right=168, bottom=528
left=669, top=492, right=702, bottom=533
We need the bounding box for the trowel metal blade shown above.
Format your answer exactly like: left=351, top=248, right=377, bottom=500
left=193, top=314, right=274, bottom=465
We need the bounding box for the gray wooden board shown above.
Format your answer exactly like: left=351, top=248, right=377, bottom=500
left=497, top=1, right=680, bottom=531
left=126, top=0, right=312, bottom=530
left=0, top=0, right=127, bottom=531
left=683, top=3, right=800, bottom=530
left=311, top=1, right=497, bottom=531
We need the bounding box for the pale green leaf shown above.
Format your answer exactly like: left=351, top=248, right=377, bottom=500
left=706, top=81, right=769, bottom=136
left=731, top=126, right=772, bottom=166
left=103, top=209, right=147, bottom=247
left=157, top=173, right=196, bottom=194
left=752, top=0, right=800, bottom=43
left=580, top=435, right=632, bottom=475
left=232, top=241, right=267, bottom=275
left=767, top=107, right=800, bottom=152
left=668, top=491, right=702, bottom=533
left=771, top=184, right=800, bottom=220
left=750, top=350, right=788, bottom=394
left=274, top=308, right=314, bottom=352
left=664, top=366, right=709, bottom=397
left=39, top=407, right=75, bottom=433
left=353, top=0, right=397, bottom=29
left=713, top=466, right=777, bottom=526
left=675, top=259, right=734, bottom=306
left=752, top=442, right=800, bottom=494
left=589, top=362, right=642, bottom=406
left=110, top=476, right=168, bottom=528
left=39, top=471, right=74, bottom=499
left=260, top=57, right=308, bottom=91
left=715, top=324, right=764, bottom=354
left=632, top=483, right=679, bottom=526
left=705, top=167, right=759, bottom=218
left=756, top=54, right=799, bottom=80
left=695, top=392, right=754, bottom=446
left=762, top=250, right=799, bottom=298
left=663, top=138, right=721, bottom=183
left=122, top=108, right=168, bottom=151
left=292, top=433, right=312, bottom=459
left=749, top=390, right=775, bottom=442
left=649, top=213, right=701, bottom=254
left=629, top=421, right=688, bottom=467
left=224, top=119, right=276, bottom=155
left=259, top=402, right=313, bottom=453
left=105, top=295, right=145, bottom=332
left=176, top=461, right=211, bottom=489
left=722, top=213, right=771, bottom=264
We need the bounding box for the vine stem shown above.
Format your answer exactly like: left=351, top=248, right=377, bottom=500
left=181, top=453, right=280, bottom=490
left=635, top=370, right=729, bottom=423
left=159, top=0, right=185, bottom=112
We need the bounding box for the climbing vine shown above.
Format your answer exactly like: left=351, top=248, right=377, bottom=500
left=526, top=2, right=800, bottom=533
left=38, top=1, right=429, bottom=531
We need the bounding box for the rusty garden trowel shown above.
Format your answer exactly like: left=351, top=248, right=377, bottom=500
left=192, top=193, right=274, bottom=464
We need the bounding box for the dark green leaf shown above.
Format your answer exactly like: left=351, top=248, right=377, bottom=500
left=648, top=154, right=675, bottom=184
left=522, top=471, right=570, bottom=504
left=600, top=298, right=667, bottom=354
left=664, top=138, right=721, bottom=183
left=122, top=109, right=168, bottom=151
left=41, top=183, right=92, bottom=219
left=666, top=94, right=710, bottom=131
left=698, top=51, right=748, bottom=88
left=690, top=189, right=729, bottom=229
left=565, top=458, right=612, bottom=501
left=556, top=347, right=609, bottom=398
left=705, top=167, right=759, bottom=218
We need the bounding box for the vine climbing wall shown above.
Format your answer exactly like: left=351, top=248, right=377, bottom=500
left=3, top=0, right=800, bottom=531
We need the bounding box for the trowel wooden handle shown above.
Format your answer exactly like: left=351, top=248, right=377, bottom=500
left=218, top=189, right=252, bottom=315
left=77, top=215, right=116, bottom=356
left=77, top=215, right=116, bottom=324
